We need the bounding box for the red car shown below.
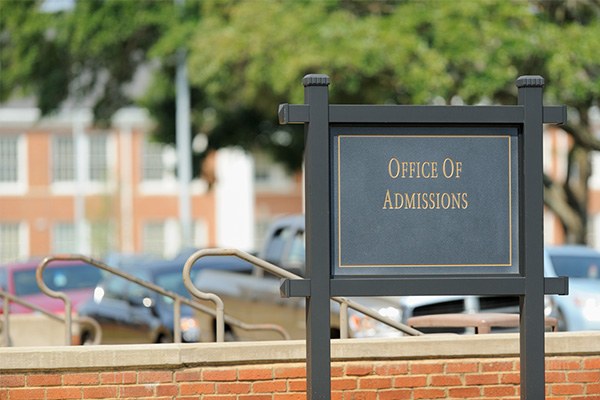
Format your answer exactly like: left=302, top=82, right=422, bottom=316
left=0, top=260, right=104, bottom=314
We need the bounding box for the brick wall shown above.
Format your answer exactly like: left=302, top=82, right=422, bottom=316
left=0, top=333, right=599, bottom=400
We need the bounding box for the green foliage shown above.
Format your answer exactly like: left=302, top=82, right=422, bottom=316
left=1, top=0, right=599, bottom=173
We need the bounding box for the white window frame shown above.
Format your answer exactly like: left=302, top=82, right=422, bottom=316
left=50, top=133, right=112, bottom=195
left=139, top=139, right=177, bottom=195
left=0, top=222, right=29, bottom=263
left=0, top=134, right=27, bottom=195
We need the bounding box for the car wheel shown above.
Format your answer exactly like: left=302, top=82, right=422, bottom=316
left=80, top=331, right=94, bottom=345
left=556, top=309, right=568, bottom=332
left=156, top=334, right=172, bottom=344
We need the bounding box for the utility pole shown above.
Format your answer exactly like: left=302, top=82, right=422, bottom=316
left=175, top=0, right=193, bottom=248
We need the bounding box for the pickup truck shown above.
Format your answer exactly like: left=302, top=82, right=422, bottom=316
left=193, top=215, right=521, bottom=340
left=192, top=215, right=417, bottom=340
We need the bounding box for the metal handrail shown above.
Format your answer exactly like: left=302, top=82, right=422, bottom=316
left=36, top=255, right=289, bottom=345
left=182, top=248, right=424, bottom=340
left=0, top=289, right=102, bottom=346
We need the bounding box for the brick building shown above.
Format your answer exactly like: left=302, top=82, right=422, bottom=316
left=0, top=105, right=302, bottom=263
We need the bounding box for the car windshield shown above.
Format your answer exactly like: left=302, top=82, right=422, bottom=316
left=14, top=264, right=104, bottom=296
left=550, top=255, right=600, bottom=279
left=154, top=269, right=199, bottom=298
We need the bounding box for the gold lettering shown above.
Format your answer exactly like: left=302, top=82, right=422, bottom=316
left=382, top=190, right=393, bottom=209
left=388, top=158, right=400, bottom=179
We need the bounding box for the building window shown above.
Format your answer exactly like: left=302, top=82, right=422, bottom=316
left=140, top=139, right=177, bottom=194
left=0, top=222, right=27, bottom=264
left=0, top=134, right=26, bottom=194
left=142, top=221, right=165, bottom=257
left=142, top=141, right=167, bottom=181
left=52, top=222, right=77, bottom=253
left=51, top=133, right=110, bottom=191
left=89, top=134, right=108, bottom=182
left=52, top=136, right=75, bottom=182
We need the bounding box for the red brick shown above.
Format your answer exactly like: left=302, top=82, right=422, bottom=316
left=465, top=373, right=499, bottom=385
left=0, top=389, right=7, bottom=400
left=239, top=367, right=273, bottom=380
left=274, top=393, right=306, bottom=400
left=343, top=391, right=377, bottom=400
left=589, top=383, right=600, bottom=394
left=411, top=362, right=443, bottom=374
left=446, top=361, right=479, bottom=373
left=217, top=382, right=252, bottom=394
left=568, top=370, right=600, bottom=382
left=448, top=387, right=481, bottom=398
left=289, top=379, right=307, bottom=392
left=484, top=385, right=517, bottom=397
left=345, top=364, right=373, bottom=376
left=157, top=384, right=178, bottom=397
left=0, top=375, right=25, bottom=387
left=138, top=370, right=172, bottom=383
left=9, top=388, right=45, bottom=400
left=100, top=371, right=136, bottom=384
left=239, top=396, right=273, bottom=400
left=203, top=396, right=237, bottom=400
left=331, top=378, right=356, bottom=390
left=430, top=374, right=462, bottom=386
left=359, top=377, right=392, bottom=389
left=274, top=366, right=306, bottom=379
left=378, top=389, right=411, bottom=400
left=176, top=369, right=203, bottom=382
left=64, top=372, right=100, bottom=385
left=27, top=373, right=62, bottom=386
left=413, top=388, right=445, bottom=399
left=394, top=375, right=427, bottom=388
left=552, top=384, right=584, bottom=395
left=46, top=387, right=81, bottom=399
left=482, top=361, right=515, bottom=372
left=82, top=386, right=118, bottom=399
left=331, top=365, right=345, bottom=377
left=374, top=364, right=408, bottom=376
left=584, top=357, right=600, bottom=369
left=547, top=358, right=581, bottom=370
left=120, top=385, right=155, bottom=398
left=203, top=368, right=237, bottom=381
left=546, top=371, right=566, bottom=383
left=501, top=372, right=520, bottom=384
left=179, top=382, right=216, bottom=395
left=332, top=391, right=344, bottom=400
left=253, top=380, right=287, bottom=393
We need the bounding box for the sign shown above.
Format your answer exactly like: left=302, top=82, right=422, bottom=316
left=333, top=127, right=519, bottom=275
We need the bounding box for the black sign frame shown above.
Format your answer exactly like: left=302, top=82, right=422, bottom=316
left=278, top=74, right=569, bottom=400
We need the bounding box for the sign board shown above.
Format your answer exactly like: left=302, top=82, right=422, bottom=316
left=278, top=74, right=568, bottom=400
left=333, top=127, right=519, bottom=275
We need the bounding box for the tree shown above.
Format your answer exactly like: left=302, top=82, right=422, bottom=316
left=1, top=0, right=599, bottom=243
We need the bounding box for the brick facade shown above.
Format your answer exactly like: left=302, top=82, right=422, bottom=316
left=1, top=333, right=599, bottom=400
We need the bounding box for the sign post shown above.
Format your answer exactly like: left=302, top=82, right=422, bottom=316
left=279, top=74, right=569, bottom=400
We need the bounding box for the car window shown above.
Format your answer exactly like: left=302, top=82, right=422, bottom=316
left=103, top=275, right=130, bottom=301
left=11, top=263, right=104, bottom=296
left=550, top=255, right=600, bottom=279
left=263, top=226, right=293, bottom=264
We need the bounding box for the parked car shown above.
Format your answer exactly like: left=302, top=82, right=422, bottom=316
left=77, top=254, right=253, bottom=344
left=545, top=245, right=600, bottom=331
left=195, top=215, right=569, bottom=338
left=0, top=259, right=104, bottom=314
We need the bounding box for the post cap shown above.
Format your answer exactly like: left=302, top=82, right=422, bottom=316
left=516, top=75, right=545, bottom=88
left=302, top=74, right=330, bottom=87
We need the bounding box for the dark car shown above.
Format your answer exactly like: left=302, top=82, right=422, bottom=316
left=77, top=253, right=253, bottom=344
left=0, top=259, right=104, bottom=314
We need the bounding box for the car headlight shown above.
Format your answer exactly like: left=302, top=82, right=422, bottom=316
left=348, top=307, right=403, bottom=338
left=180, top=317, right=201, bottom=342
left=574, top=294, right=600, bottom=321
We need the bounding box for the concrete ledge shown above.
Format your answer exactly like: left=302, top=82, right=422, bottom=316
left=0, top=332, right=598, bottom=372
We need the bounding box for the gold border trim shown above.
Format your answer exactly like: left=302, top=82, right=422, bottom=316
left=336, top=134, right=514, bottom=268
